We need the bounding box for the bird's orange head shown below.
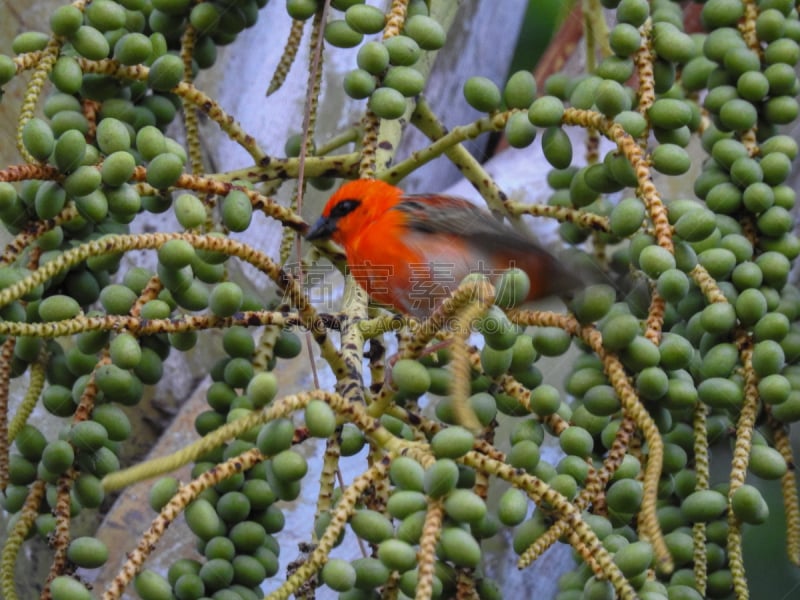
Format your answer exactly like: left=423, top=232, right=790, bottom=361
left=305, top=179, right=402, bottom=247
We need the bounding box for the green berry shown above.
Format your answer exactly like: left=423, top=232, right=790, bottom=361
left=86, top=0, right=126, bottom=31
left=101, top=151, right=136, bottom=187
left=541, top=127, right=573, bottom=169
left=357, top=41, right=389, bottom=74
left=559, top=426, right=594, bottom=458
left=64, top=165, right=102, bottom=198
left=648, top=98, right=692, bottom=130
left=583, top=385, right=621, bottom=417
left=719, top=98, right=758, bottom=131
left=750, top=444, right=787, bottom=479
left=222, top=189, right=253, bottom=232
left=403, top=14, right=445, bottom=50
left=609, top=198, right=645, bottom=237
left=158, top=240, right=195, bottom=270
left=22, top=118, right=55, bottom=162
left=610, top=23, right=641, bottom=57
left=271, top=449, right=307, bottom=481
left=698, top=377, right=743, bottom=408
left=109, top=332, right=142, bottom=369
left=343, top=68, right=376, bottom=99
left=431, top=426, right=474, bottom=459
left=444, top=488, right=487, bottom=524
left=146, top=152, right=184, bottom=189
left=613, top=541, right=654, bottom=578
left=71, top=26, right=110, bottom=60
left=286, top=0, right=319, bottom=20
left=495, top=267, right=531, bottom=308
left=324, top=19, right=363, bottom=48
left=245, top=373, right=278, bottom=409
left=756, top=8, right=787, bottom=42
left=321, top=558, right=356, bottom=592
left=504, top=70, right=537, bottom=109
left=345, top=4, right=385, bottom=34
left=508, top=439, right=540, bottom=473
left=731, top=484, right=769, bottom=524
left=69, top=420, right=108, bottom=452
left=368, top=86, right=407, bottom=119
left=681, top=489, right=727, bottom=523
left=652, top=22, right=695, bottom=63
left=390, top=456, right=424, bottom=491
left=737, top=70, right=770, bottom=102
left=174, top=193, right=207, bottom=229
left=184, top=498, right=224, bottom=541
left=136, top=126, right=167, bottom=161
left=0, top=55, right=16, bottom=86
left=50, top=5, right=83, bottom=36
left=596, top=55, right=635, bottom=83
left=378, top=539, right=418, bottom=572
left=765, top=38, right=800, bottom=65
left=209, top=281, right=243, bottom=317
left=351, top=557, right=389, bottom=589
left=350, top=509, right=394, bottom=544
left=764, top=95, right=800, bottom=125
left=149, top=476, right=179, bottom=512
left=569, top=76, right=602, bottom=110
left=148, top=53, right=183, bottom=91
left=38, top=295, right=81, bottom=322
left=114, top=32, right=153, bottom=65
left=304, top=400, right=336, bottom=438
left=67, top=537, right=109, bottom=569
left=51, top=577, right=92, bottom=600
left=383, top=66, right=425, bottom=97
left=481, top=344, right=513, bottom=377
left=423, top=458, right=459, bottom=498
left=606, top=478, right=643, bottom=514
left=96, top=118, right=131, bottom=155
left=704, top=28, right=746, bottom=63
left=256, top=418, right=294, bottom=456
left=617, top=0, right=649, bottom=27
left=651, top=144, right=690, bottom=176
left=765, top=63, right=797, bottom=95
left=41, top=440, right=74, bottom=474
left=439, top=527, right=481, bottom=568
left=758, top=373, right=791, bottom=405
left=384, top=35, right=421, bottom=66
left=505, top=112, right=537, bottom=148
left=463, top=76, right=502, bottom=112
left=571, top=284, right=616, bottom=324
left=387, top=490, right=427, bottom=519
left=615, top=110, right=648, bottom=137
left=392, top=358, right=431, bottom=396
left=752, top=339, right=785, bottom=377
left=498, top=488, right=529, bottom=526
left=595, top=79, right=631, bottom=117
left=198, top=558, right=234, bottom=591
left=14, top=425, right=46, bottom=462
left=533, top=326, right=571, bottom=356
left=528, top=96, right=564, bottom=127
left=702, top=0, right=744, bottom=28
left=701, top=301, right=737, bottom=335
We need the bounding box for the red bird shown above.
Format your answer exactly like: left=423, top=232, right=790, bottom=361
left=306, top=179, right=580, bottom=317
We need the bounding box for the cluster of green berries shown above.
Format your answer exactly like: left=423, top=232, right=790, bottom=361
left=2, top=2, right=295, bottom=598
left=303, top=0, right=445, bottom=119
left=545, top=1, right=800, bottom=598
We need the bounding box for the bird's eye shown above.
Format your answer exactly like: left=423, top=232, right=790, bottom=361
left=329, top=199, right=361, bottom=218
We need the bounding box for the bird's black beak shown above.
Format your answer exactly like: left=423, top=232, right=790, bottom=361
left=305, top=215, right=338, bottom=241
